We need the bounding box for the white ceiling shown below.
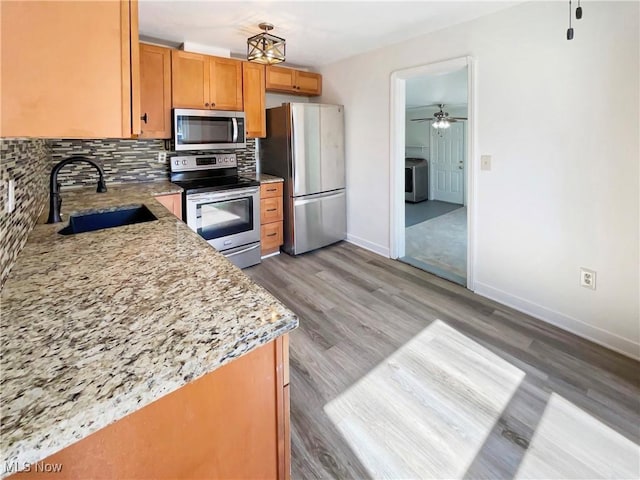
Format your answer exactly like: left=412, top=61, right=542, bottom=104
left=139, top=1, right=519, bottom=67
left=406, top=67, right=468, bottom=108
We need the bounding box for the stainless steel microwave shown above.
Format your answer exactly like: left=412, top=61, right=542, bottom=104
left=173, top=109, right=246, bottom=151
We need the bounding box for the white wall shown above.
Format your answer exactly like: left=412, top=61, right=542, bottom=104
left=319, top=1, right=640, bottom=358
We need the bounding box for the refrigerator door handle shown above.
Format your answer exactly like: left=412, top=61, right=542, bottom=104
left=294, top=189, right=345, bottom=206
left=289, top=109, right=296, bottom=192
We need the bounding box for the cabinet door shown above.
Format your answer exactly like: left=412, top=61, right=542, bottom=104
left=242, top=62, right=266, bottom=138
left=171, top=50, right=210, bottom=109
left=296, top=71, right=322, bottom=96
left=140, top=44, right=172, bottom=138
left=155, top=193, right=182, bottom=220
left=209, top=57, right=243, bottom=111
left=265, top=65, right=296, bottom=93
left=11, top=339, right=286, bottom=480
left=0, top=0, right=137, bottom=138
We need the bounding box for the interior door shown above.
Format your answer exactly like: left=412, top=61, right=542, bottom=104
left=291, top=104, right=345, bottom=196
left=430, top=121, right=465, bottom=204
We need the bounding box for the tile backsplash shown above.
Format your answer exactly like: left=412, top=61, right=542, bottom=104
left=49, top=138, right=257, bottom=187
left=0, top=138, right=50, bottom=288
left=0, top=136, right=258, bottom=289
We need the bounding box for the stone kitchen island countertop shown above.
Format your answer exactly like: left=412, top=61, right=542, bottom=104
left=0, top=181, right=298, bottom=475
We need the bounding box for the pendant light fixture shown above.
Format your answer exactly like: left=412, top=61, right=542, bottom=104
left=567, top=0, right=584, bottom=40
left=247, top=23, right=286, bottom=64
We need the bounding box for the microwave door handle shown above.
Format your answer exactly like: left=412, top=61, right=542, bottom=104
left=232, top=118, right=238, bottom=143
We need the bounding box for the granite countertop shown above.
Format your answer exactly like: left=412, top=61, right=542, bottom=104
left=0, top=181, right=298, bottom=474
left=251, top=173, right=284, bottom=184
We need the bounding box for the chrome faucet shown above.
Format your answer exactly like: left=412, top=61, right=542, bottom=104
left=47, top=156, right=107, bottom=224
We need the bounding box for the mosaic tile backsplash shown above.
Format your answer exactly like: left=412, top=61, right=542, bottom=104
left=0, top=139, right=50, bottom=288
left=0, top=137, right=257, bottom=289
left=49, top=138, right=257, bottom=187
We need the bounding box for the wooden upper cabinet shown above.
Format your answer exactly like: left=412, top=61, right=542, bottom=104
left=210, top=57, right=243, bottom=111
left=296, top=71, right=323, bottom=96
left=140, top=44, right=172, bottom=139
left=266, top=66, right=322, bottom=96
left=0, top=0, right=140, bottom=138
left=265, top=66, right=296, bottom=92
left=172, top=51, right=242, bottom=111
left=171, top=50, right=209, bottom=109
left=242, top=62, right=266, bottom=138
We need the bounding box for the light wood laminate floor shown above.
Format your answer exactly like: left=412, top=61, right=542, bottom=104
left=246, top=242, right=640, bottom=479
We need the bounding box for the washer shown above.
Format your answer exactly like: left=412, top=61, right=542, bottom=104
left=405, top=157, right=428, bottom=203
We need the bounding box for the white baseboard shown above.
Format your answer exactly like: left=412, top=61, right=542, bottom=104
left=346, top=234, right=390, bottom=258
left=474, top=282, right=640, bottom=360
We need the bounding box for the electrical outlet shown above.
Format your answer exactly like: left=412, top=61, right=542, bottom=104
left=157, top=151, right=167, bottom=164
left=580, top=268, right=596, bottom=290
left=6, top=179, right=15, bottom=213
left=481, top=155, right=492, bottom=171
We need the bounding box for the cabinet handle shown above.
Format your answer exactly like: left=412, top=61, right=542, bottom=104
left=267, top=188, right=276, bottom=192
left=267, top=208, right=277, bottom=212
left=211, top=102, right=216, bottom=107
left=205, top=103, right=209, bottom=107
left=267, top=233, right=277, bottom=237
left=141, top=113, right=148, bottom=123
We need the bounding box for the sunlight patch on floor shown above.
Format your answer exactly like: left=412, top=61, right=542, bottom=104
left=324, top=320, right=525, bottom=479
left=514, top=393, right=640, bottom=479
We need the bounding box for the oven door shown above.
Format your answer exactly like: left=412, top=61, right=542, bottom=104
left=174, top=109, right=246, bottom=151
left=185, top=187, right=260, bottom=252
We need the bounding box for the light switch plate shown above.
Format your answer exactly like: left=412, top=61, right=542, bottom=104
left=481, top=155, right=492, bottom=171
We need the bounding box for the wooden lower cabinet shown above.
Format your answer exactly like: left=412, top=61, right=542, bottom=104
left=154, top=193, right=182, bottom=220
left=260, top=182, right=284, bottom=256
left=8, top=336, right=291, bottom=480
left=262, top=222, right=284, bottom=254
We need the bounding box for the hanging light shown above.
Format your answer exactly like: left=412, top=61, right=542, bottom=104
left=247, top=23, right=286, bottom=64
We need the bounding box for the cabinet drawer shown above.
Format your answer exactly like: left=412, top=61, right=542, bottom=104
left=260, top=182, right=283, bottom=199
left=261, top=222, right=283, bottom=254
left=261, top=197, right=283, bottom=224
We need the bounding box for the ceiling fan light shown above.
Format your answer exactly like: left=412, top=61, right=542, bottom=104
left=247, top=23, right=286, bottom=65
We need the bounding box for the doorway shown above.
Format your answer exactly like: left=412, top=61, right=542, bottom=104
left=389, top=57, right=475, bottom=288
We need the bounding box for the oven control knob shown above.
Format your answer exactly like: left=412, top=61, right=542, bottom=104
left=174, top=160, right=179, bottom=166
left=182, top=160, right=187, bottom=165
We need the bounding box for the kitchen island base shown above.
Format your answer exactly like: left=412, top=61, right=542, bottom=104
left=7, top=335, right=290, bottom=480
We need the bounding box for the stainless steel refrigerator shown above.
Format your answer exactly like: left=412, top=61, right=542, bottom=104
left=261, top=103, right=346, bottom=255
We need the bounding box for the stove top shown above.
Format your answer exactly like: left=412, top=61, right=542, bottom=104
left=172, top=175, right=260, bottom=195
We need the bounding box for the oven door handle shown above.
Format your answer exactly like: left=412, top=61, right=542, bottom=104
left=225, top=243, right=260, bottom=257
left=187, top=187, right=259, bottom=203
left=232, top=118, right=238, bottom=143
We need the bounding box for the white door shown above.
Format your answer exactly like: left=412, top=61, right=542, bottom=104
left=430, top=121, right=465, bottom=204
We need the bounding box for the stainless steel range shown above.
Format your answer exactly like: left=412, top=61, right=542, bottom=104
left=170, top=154, right=261, bottom=269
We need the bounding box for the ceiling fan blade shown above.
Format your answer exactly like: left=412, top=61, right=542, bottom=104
left=449, top=117, right=468, bottom=120
left=410, top=118, right=434, bottom=122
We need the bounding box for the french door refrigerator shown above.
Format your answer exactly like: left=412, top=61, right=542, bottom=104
left=261, top=103, right=346, bottom=255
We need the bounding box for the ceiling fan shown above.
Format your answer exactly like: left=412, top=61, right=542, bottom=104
left=411, top=104, right=467, bottom=129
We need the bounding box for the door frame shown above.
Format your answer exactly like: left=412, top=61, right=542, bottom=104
left=389, top=56, right=477, bottom=290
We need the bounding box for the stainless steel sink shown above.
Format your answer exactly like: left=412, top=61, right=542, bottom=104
left=58, top=205, right=157, bottom=235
